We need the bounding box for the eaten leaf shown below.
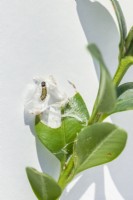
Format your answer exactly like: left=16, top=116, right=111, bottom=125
left=62, top=92, right=89, bottom=124
left=35, top=93, right=89, bottom=163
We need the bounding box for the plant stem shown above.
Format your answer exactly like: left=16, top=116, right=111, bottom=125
left=113, top=56, right=133, bottom=86
left=58, top=156, right=75, bottom=190
left=113, top=62, right=127, bottom=87
left=88, top=111, right=102, bottom=125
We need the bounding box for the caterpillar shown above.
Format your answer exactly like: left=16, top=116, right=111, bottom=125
left=40, top=81, right=47, bottom=101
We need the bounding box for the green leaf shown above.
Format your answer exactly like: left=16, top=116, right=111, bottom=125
left=35, top=93, right=89, bottom=163
left=110, top=89, right=133, bottom=114
left=62, top=92, right=89, bottom=124
left=110, top=0, right=127, bottom=58
left=117, top=82, right=133, bottom=97
left=88, top=44, right=116, bottom=116
left=35, top=116, right=83, bottom=162
left=125, top=26, right=133, bottom=56
left=26, top=167, right=62, bottom=200
left=73, top=123, right=127, bottom=174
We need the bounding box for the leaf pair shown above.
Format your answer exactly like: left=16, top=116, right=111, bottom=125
left=111, top=2, right=133, bottom=115
left=88, top=0, right=133, bottom=111
left=88, top=44, right=133, bottom=117
left=26, top=122, right=127, bottom=200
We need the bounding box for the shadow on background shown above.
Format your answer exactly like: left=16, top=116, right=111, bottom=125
left=76, top=0, right=119, bottom=77
left=62, top=166, right=105, bottom=200
left=24, top=109, right=60, bottom=180
left=62, top=0, right=133, bottom=200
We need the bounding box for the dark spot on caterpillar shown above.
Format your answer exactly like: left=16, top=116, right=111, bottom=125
left=41, top=81, right=46, bottom=87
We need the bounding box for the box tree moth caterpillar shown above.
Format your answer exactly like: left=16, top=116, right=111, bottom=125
left=40, top=81, right=47, bottom=101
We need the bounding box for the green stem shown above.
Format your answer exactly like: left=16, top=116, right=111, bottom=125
left=88, top=111, right=102, bottom=125
left=88, top=108, right=97, bottom=125
left=113, top=56, right=133, bottom=87
left=113, top=62, right=127, bottom=87
left=58, top=156, right=75, bottom=190
left=97, top=113, right=108, bottom=122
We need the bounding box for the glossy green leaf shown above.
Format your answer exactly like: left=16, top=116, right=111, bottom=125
left=110, top=89, right=133, bottom=114
left=88, top=44, right=116, bottom=115
left=110, top=0, right=127, bottom=58
left=117, top=82, right=133, bottom=97
left=62, top=92, right=89, bottom=124
left=74, top=123, right=127, bottom=174
left=26, top=167, right=62, bottom=200
left=35, top=116, right=83, bottom=162
left=35, top=93, right=89, bottom=162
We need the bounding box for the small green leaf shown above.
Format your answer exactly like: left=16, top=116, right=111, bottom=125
left=35, top=116, right=65, bottom=162
left=35, top=116, right=83, bottom=162
left=62, top=92, right=89, bottom=124
left=117, top=82, right=133, bottom=97
left=125, top=26, right=133, bottom=56
left=74, top=123, right=127, bottom=174
left=110, top=89, right=133, bottom=114
left=26, top=167, right=62, bottom=200
left=88, top=44, right=116, bottom=116
left=110, top=0, right=127, bottom=58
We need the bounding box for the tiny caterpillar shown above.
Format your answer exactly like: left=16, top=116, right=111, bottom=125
left=40, top=81, right=47, bottom=101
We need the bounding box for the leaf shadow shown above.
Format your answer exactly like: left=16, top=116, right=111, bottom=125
left=61, top=166, right=105, bottom=200
left=76, top=0, right=119, bottom=78
left=24, top=109, right=60, bottom=180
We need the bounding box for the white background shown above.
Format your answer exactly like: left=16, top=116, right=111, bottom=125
left=0, top=0, right=133, bottom=199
